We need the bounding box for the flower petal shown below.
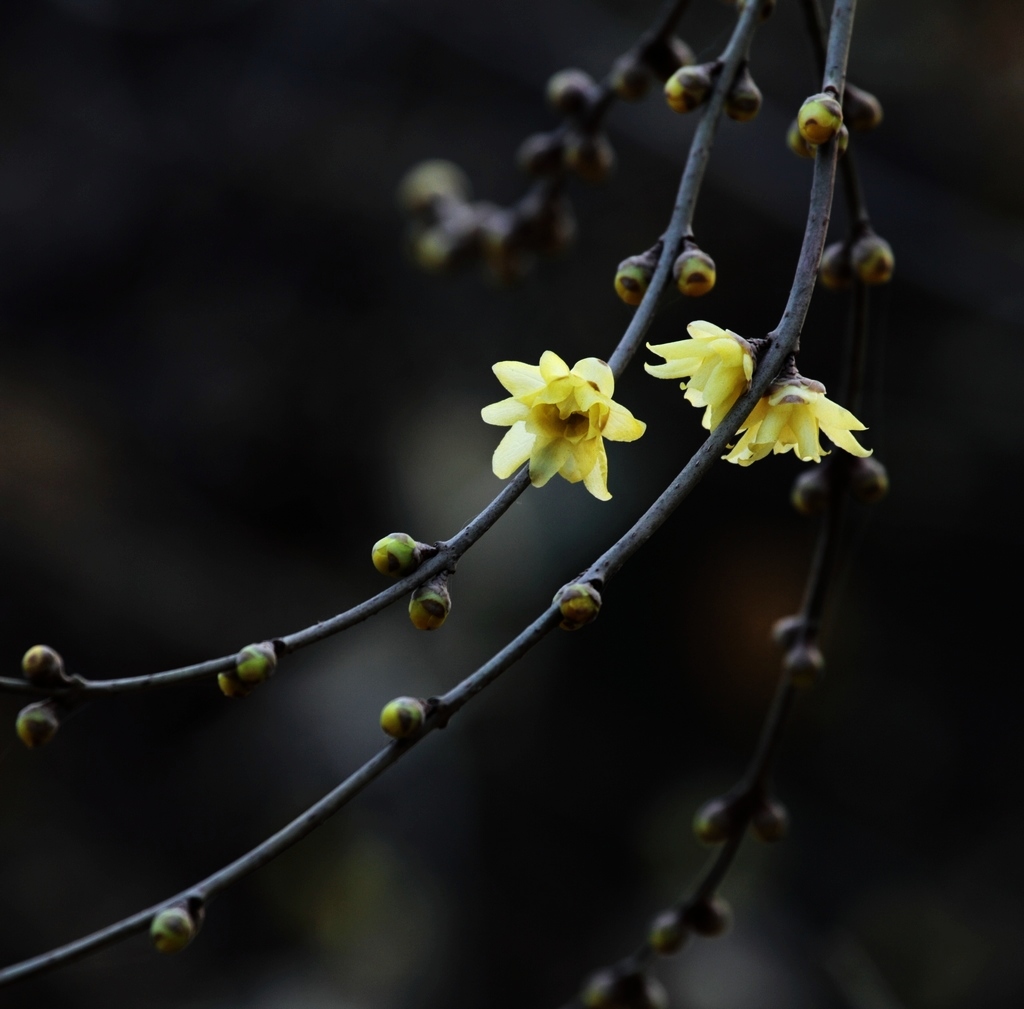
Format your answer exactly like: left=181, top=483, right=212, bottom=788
left=539, top=351, right=570, bottom=383
left=583, top=444, right=611, bottom=500
left=491, top=422, right=535, bottom=478
left=823, top=426, right=872, bottom=457
left=529, top=437, right=571, bottom=487
left=602, top=403, right=646, bottom=442
left=493, top=361, right=545, bottom=398
left=571, top=358, right=615, bottom=397
left=686, top=320, right=727, bottom=341
left=481, top=398, right=531, bottom=426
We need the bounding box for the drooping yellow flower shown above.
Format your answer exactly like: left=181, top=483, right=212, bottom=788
left=481, top=351, right=646, bottom=500
left=724, top=379, right=871, bottom=466
left=645, top=321, right=754, bottom=429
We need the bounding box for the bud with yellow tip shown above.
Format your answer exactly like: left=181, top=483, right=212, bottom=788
left=851, top=230, right=894, bottom=285
left=791, top=465, right=832, bottom=516
left=693, top=795, right=740, bottom=845
left=217, top=671, right=254, bottom=699
left=582, top=969, right=668, bottom=1009
left=725, top=65, right=762, bottom=123
left=546, top=69, right=596, bottom=115
left=787, top=118, right=816, bottom=159
left=797, top=92, right=843, bottom=146
left=556, top=582, right=602, bottom=630
left=673, top=246, right=716, bottom=297
left=610, top=55, right=650, bottom=102
left=664, top=64, right=714, bottom=114
left=648, top=909, right=688, bottom=955
left=371, top=532, right=428, bottom=577
left=614, top=251, right=658, bottom=307
left=819, top=241, right=853, bottom=291
left=380, top=696, right=427, bottom=739
left=563, top=132, right=616, bottom=183
left=783, top=640, right=825, bottom=688
left=235, top=642, right=277, bottom=685
left=409, top=573, right=451, bottom=631
left=21, top=644, right=71, bottom=688
left=16, top=700, right=60, bottom=748
left=150, top=902, right=202, bottom=954
left=397, top=160, right=471, bottom=216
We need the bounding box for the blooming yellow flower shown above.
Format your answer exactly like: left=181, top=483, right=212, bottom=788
left=481, top=351, right=646, bottom=500
left=724, top=379, right=871, bottom=466
left=645, top=321, right=754, bottom=429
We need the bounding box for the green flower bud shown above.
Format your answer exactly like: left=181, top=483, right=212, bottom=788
left=783, top=640, right=825, bottom=689
left=610, top=56, right=651, bottom=102
left=836, top=123, right=850, bottom=157
left=750, top=798, right=789, bottom=843
left=409, top=573, right=451, bottom=631
left=791, top=466, right=832, bottom=516
left=516, top=132, right=565, bottom=177
left=797, top=92, right=843, bottom=146
left=641, top=36, right=696, bottom=82
left=787, top=118, right=816, bottom=159
left=843, top=83, right=884, bottom=132
left=582, top=970, right=668, bottom=1009
left=556, top=583, right=602, bottom=630
left=21, top=644, right=70, bottom=687
left=546, top=69, right=596, bottom=115
left=819, top=241, right=853, bottom=291
left=563, top=132, right=616, bottom=183
left=851, top=231, right=894, bottom=285
left=849, top=457, right=890, bottom=504
left=397, top=160, right=471, bottom=216
left=725, top=65, right=762, bottom=123
left=649, top=909, right=688, bottom=955
left=614, top=257, right=654, bottom=307
left=150, top=903, right=202, bottom=954
left=673, top=247, right=716, bottom=297
left=664, top=64, right=713, bottom=114
left=371, top=532, right=425, bottom=577
left=235, top=642, right=277, bottom=685
left=16, top=700, right=60, bottom=748
left=380, top=696, right=427, bottom=739
left=693, top=795, right=740, bottom=845
left=684, top=895, right=732, bottom=937
left=217, top=671, right=254, bottom=699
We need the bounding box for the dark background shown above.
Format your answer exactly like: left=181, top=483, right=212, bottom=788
left=1, top=1, right=1021, bottom=1007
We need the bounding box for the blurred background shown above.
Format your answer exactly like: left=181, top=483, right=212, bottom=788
left=0, top=0, right=1021, bottom=1007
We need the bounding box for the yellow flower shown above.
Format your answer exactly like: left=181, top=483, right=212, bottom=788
left=645, top=321, right=754, bottom=429
left=724, top=379, right=871, bottom=466
left=481, top=351, right=646, bottom=501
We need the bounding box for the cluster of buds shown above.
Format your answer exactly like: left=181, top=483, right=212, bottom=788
left=664, top=60, right=762, bottom=123
left=613, top=235, right=716, bottom=307
left=772, top=616, right=825, bottom=689
left=15, top=646, right=73, bottom=749
left=582, top=968, right=668, bottom=1009
left=819, top=228, right=895, bottom=289
left=369, top=532, right=451, bottom=631
left=788, top=83, right=881, bottom=160
left=693, top=790, right=789, bottom=845
left=217, top=641, right=278, bottom=699
left=791, top=457, right=891, bottom=516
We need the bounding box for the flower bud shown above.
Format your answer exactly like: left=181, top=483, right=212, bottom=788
left=693, top=795, right=740, bottom=844
left=409, top=573, right=451, bottom=631
left=16, top=700, right=60, bottom=748
left=555, top=582, right=602, bottom=630
left=610, top=55, right=651, bottom=102
left=21, top=645, right=70, bottom=688
left=520, top=195, right=577, bottom=255
left=750, top=797, right=789, bottom=842
left=818, top=241, right=853, bottom=291
left=643, top=36, right=696, bottom=82
left=787, top=118, right=816, bottom=159
left=843, top=83, right=883, bottom=132
left=150, top=903, right=202, bottom=954
left=371, top=532, right=425, bottom=577
left=850, top=231, right=894, bottom=285
left=836, top=123, right=850, bottom=157
left=791, top=466, right=831, bottom=516
left=725, top=65, right=762, bottom=123
left=217, top=671, right=254, bottom=698
left=547, top=69, right=596, bottom=115
left=648, top=909, right=688, bottom=955
left=397, top=160, right=471, bottom=216
left=783, top=640, right=825, bottom=688
left=664, top=64, right=714, bottom=114
left=797, top=92, right=843, bottom=146
left=614, top=256, right=655, bottom=307
left=235, top=642, right=277, bottom=685
left=516, top=132, right=565, bottom=177
left=771, top=614, right=803, bottom=648
left=673, top=247, right=716, bottom=297
left=582, top=969, right=668, bottom=1009
left=380, top=696, right=427, bottom=739
left=563, top=132, right=616, bottom=183
left=684, top=895, right=732, bottom=937
left=849, top=457, right=889, bottom=504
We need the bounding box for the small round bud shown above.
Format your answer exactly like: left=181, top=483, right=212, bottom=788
left=614, top=257, right=654, bottom=306
left=684, top=896, right=732, bottom=937
left=516, top=132, right=565, bottom=177
left=649, top=909, right=688, bottom=955
left=21, top=645, right=70, bottom=687
left=397, top=160, right=471, bottom=216
left=409, top=574, right=451, bottom=631
left=673, top=248, right=716, bottom=297
left=797, top=92, right=843, bottom=146
left=725, top=66, right=762, bottom=123
left=783, top=641, right=825, bottom=689
left=787, top=118, right=816, bottom=159
left=217, top=671, right=254, bottom=699
left=836, top=123, right=850, bottom=157
left=556, top=583, right=602, bottom=631
left=16, top=700, right=60, bottom=748
left=235, top=642, right=277, bottom=685
left=693, top=795, right=740, bottom=845
left=610, top=56, right=651, bottom=102
left=563, top=133, right=616, bottom=183
left=771, top=615, right=803, bottom=649
left=843, top=84, right=884, bottom=132
left=547, top=69, right=596, bottom=115
left=642, top=35, right=698, bottom=83
left=582, top=970, right=668, bottom=1009
left=380, top=696, right=427, bottom=739
left=371, top=532, right=424, bottom=577
left=819, top=241, right=853, bottom=291
left=750, top=798, right=789, bottom=843
left=850, top=231, right=894, bottom=285
left=849, top=457, right=889, bottom=504
left=150, top=904, right=200, bottom=954
left=791, top=466, right=831, bottom=516
left=664, top=64, right=713, bottom=114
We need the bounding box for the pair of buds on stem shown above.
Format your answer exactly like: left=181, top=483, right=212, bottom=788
left=615, top=237, right=716, bottom=306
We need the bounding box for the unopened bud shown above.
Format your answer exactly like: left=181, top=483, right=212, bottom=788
left=16, top=700, right=60, bottom=748
left=380, top=696, right=427, bottom=739
left=850, top=231, right=894, bottom=285
left=797, top=92, right=843, bottom=146
left=684, top=895, right=732, bottom=937
left=150, top=903, right=202, bottom=954
left=849, top=457, right=889, bottom=504
left=771, top=614, right=803, bottom=649
left=649, top=909, right=688, bottom=955
left=693, top=795, right=740, bottom=845
left=614, top=255, right=655, bottom=306
left=843, top=83, right=883, bottom=132
left=610, top=56, right=651, bottom=102
left=547, top=69, right=596, bottom=115
left=836, top=123, right=850, bottom=157
left=582, top=969, right=668, bottom=1009
left=787, top=118, right=816, bottom=159
left=673, top=247, right=716, bottom=297
left=21, top=645, right=70, bottom=687
left=664, top=64, right=714, bottom=114
left=521, top=195, right=577, bottom=255
left=791, top=466, right=831, bottom=515
left=397, top=160, right=471, bottom=216
left=643, top=36, right=696, bottom=82
left=750, top=798, right=789, bottom=842
left=371, top=532, right=425, bottom=577
left=235, top=642, right=277, bottom=685
left=819, top=241, right=853, bottom=291
left=563, top=132, right=616, bottom=183
left=217, top=671, right=254, bottom=698
left=725, top=65, right=762, bottom=123
left=783, top=640, right=825, bottom=688
left=516, top=132, right=565, bottom=177
left=409, top=574, right=451, bottom=631
left=556, top=583, right=602, bottom=630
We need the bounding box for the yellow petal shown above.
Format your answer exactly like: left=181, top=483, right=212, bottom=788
left=583, top=444, right=611, bottom=500
left=481, top=398, right=531, bottom=426
left=792, top=408, right=824, bottom=461
left=539, top=351, right=570, bottom=383
left=492, top=422, right=535, bottom=478
left=823, top=425, right=872, bottom=457
left=571, top=358, right=614, bottom=397
left=686, top=320, right=727, bottom=341
left=529, top=437, right=571, bottom=487
left=813, top=396, right=867, bottom=432
left=602, top=403, right=646, bottom=442
left=493, top=361, right=545, bottom=398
